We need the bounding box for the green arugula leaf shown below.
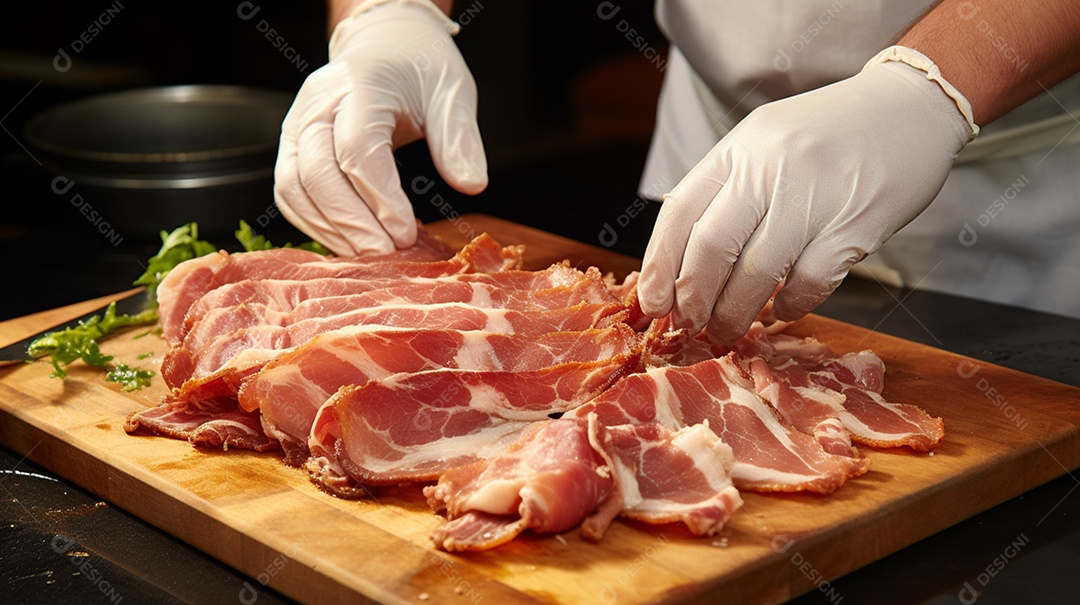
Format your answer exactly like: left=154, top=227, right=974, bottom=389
left=105, top=363, right=156, bottom=392
left=34, top=221, right=327, bottom=383
left=235, top=220, right=275, bottom=252
left=27, top=301, right=159, bottom=378
left=294, top=240, right=331, bottom=255
left=235, top=220, right=331, bottom=255
left=133, top=223, right=218, bottom=308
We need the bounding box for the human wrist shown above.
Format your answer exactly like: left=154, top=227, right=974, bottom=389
left=863, top=45, right=980, bottom=142
left=329, top=0, right=460, bottom=58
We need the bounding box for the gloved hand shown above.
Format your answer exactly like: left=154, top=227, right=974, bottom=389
left=638, top=46, right=979, bottom=344
left=275, top=0, right=487, bottom=256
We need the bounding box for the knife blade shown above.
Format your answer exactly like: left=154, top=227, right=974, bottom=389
left=0, top=289, right=152, bottom=366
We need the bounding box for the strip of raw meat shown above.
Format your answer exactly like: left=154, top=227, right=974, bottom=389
left=124, top=398, right=277, bottom=452
left=180, top=266, right=619, bottom=357
left=818, top=350, right=886, bottom=394
left=398, top=226, right=459, bottom=260
left=165, top=301, right=630, bottom=395
left=733, top=327, right=943, bottom=452
left=183, top=263, right=617, bottom=337
left=423, top=416, right=742, bottom=551
left=568, top=354, right=869, bottom=494
left=158, top=233, right=523, bottom=345
left=242, top=324, right=643, bottom=465
left=727, top=322, right=835, bottom=364
left=745, top=356, right=856, bottom=457
left=809, top=353, right=945, bottom=451
left=606, top=423, right=742, bottom=536
left=648, top=321, right=943, bottom=452
left=329, top=351, right=643, bottom=486
left=602, top=271, right=653, bottom=332
left=424, top=416, right=620, bottom=552
left=304, top=400, right=372, bottom=498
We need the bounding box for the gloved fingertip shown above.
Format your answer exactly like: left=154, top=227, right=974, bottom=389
left=445, top=169, right=488, bottom=196
left=770, top=298, right=813, bottom=323
left=386, top=220, right=419, bottom=250
left=704, top=315, right=748, bottom=347
left=637, top=292, right=672, bottom=319
left=772, top=263, right=845, bottom=321
left=432, top=122, right=488, bottom=196
left=635, top=271, right=674, bottom=318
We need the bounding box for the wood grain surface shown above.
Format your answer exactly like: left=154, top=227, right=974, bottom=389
left=1, top=215, right=1078, bottom=605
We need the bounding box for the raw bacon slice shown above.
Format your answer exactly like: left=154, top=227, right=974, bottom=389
left=424, top=416, right=742, bottom=551
left=123, top=398, right=277, bottom=452
left=745, top=357, right=856, bottom=457
left=184, top=264, right=618, bottom=336
left=165, top=301, right=629, bottom=395
left=569, top=354, right=869, bottom=494
left=304, top=400, right=372, bottom=498
left=606, top=423, right=742, bottom=536
left=733, top=326, right=943, bottom=452
left=328, top=352, right=642, bottom=486
left=242, top=325, right=643, bottom=465
left=180, top=267, right=619, bottom=359
left=158, top=233, right=523, bottom=346
left=424, top=416, right=620, bottom=552
left=650, top=322, right=943, bottom=453
left=809, top=353, right=945, bottom=451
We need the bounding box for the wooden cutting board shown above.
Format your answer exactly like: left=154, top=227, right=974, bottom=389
left=2, top=214, right=1079, bottom=605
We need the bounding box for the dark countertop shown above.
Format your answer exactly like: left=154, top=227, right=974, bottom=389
left=2, top=216, right=1078, bottom=604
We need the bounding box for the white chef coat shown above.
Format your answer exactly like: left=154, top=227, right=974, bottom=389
left=642, top=0, right=1080, bottom=319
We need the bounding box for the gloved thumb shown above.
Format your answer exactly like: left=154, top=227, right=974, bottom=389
left=426, top=84, right=488, bottom=195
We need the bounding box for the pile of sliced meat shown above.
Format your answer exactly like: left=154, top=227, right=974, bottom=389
left=125, top=230, right=944, bottom=551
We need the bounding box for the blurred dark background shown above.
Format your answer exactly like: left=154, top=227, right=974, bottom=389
left=0, top=0, right=666, bottom=320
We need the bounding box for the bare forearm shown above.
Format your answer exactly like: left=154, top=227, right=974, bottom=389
left=898, top=0, right=1080, bottom=125
left=326, top=0, right=453, bottom=30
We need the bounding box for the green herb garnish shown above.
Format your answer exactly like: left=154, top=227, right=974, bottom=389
left=33, top=221, right=327, bottom=384
left=235, top=220, right=331, bottom=255
left=105, top=363, right=156, bottom=392
left=235, top=220, right=275, bottom=252
left=133, top=223, right=218, bottom=308
left=26, top=301, right=158, bottom=379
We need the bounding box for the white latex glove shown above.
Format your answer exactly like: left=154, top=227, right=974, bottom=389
left=638, top=46, right=979, bottom=344
left=275, top=0, right=487, bottom=256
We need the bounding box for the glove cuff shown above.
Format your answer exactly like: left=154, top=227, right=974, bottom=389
left=864, top=45, right=980, bottom=142
left=329, top=0, right=460, bottom=57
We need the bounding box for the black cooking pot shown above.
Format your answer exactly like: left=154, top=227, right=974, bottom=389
left=25, top=85, right=295, bottom=240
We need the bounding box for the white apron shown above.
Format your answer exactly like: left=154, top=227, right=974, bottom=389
left=642, top=0, right=1080, bottom=319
